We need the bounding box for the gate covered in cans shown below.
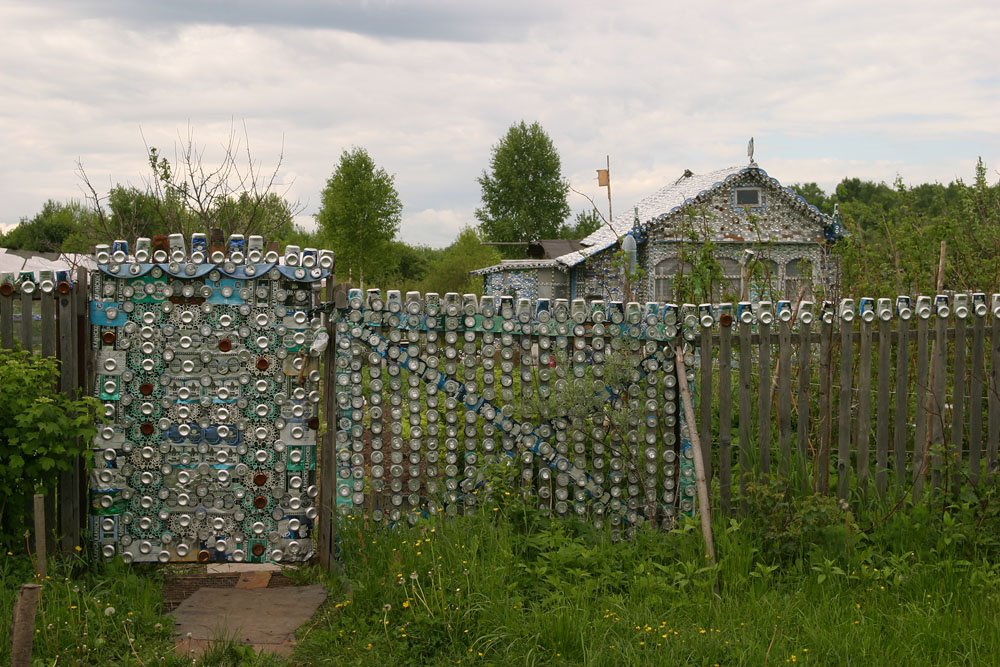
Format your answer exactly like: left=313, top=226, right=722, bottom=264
left=327, top=289, right=698, bottom=536
left=87, top=235, right=331, bottom=564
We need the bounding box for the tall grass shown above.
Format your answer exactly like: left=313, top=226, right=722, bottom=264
left=294, top=479, right=1000, bottom=666
left=5, top=480, right=1000, bottom=665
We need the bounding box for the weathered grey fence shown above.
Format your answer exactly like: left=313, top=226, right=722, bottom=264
left=690, top=295, right=1000, bottom=511
left=0, top=269, right=90, bottom=553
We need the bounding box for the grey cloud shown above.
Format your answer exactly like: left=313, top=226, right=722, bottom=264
left=53, top=0, right=560, bottom=42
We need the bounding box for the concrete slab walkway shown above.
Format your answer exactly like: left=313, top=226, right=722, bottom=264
left=170, top=583, right=327, bottom=657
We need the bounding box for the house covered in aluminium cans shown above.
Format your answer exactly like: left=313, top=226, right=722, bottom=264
left=472, top=161, right=845, bottom=304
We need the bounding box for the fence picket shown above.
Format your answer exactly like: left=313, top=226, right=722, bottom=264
left=1, top=290, right=14, bottom=348
left=699, top=326, right=713, bottom=481
left=738, top=319, right=753, bottom=499
left=929, top=312, right=948, bottom=492
left=988, top=318, right=1000, bottom=480
left=856, top=315, right=873, bottom=499
left=876, top=316, right=891, bottom=497
left=818, top=315, right=833, bottom=494
left=796, top=315, right=812, bottom=491
left=758, top=320, right=772, bottom=475
left=57, top=282, right=81, bottom=553
left=913, top=314, right=930, bottom=500
left=951, top=314, right=968, bottom=494
left=894, top=315, right=911, bottom=486
left=837, top=314, right=854, bottom=501
left=41, top=291, right=56, bottom=357
left=969, top=313, right=986, bottom=485
left=20, top=292, right=33, bottom=350
left=718, top=318, right=733, bottom=515
left=777, top=318, right=792, bottom=477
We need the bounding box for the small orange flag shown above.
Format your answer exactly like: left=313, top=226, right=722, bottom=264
left=597, top=169, right=609, bottom=187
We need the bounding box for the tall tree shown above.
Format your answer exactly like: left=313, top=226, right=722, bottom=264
left=316, top=147, right=403, bottom=285
left=476, top=121, right=570, bottom=251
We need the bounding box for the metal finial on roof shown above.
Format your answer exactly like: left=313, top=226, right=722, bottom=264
left=747, top=137, right=755, bottom=164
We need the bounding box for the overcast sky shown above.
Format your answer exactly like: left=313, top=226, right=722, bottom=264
left=2, top=0, right=999, bottom=247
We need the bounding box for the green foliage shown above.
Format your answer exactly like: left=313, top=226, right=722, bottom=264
left=670, top=208, right=726, bottom=304
left=0, top=200, right=96, bottom=253
left=417, top=227, right=501, bottom=296
left=476, top=121, right=571, bottom=252
left=560, top=207, right=603, bottom=239
left=740, top=479, right=856, bottom=565
left=790, top=182, right=835, bottom=215
left=816, top=159, right=1000, bottom=295
left=0, top=348, right=99, bottom=546
left=0, top=556, right=187, bottom=666
left=317, top=146, right=403, bottom=286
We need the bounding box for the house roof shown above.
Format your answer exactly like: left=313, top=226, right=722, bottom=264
left=529, top=239, right=584, bottom=259
left=555, top=164, right=832, bottom=268
left=470, top=258, right=560, bottom=276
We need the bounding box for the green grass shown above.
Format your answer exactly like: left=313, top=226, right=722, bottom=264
left=293, top=483, right=1000, bottom=666
left=5, top=482, right=1000, bottom=665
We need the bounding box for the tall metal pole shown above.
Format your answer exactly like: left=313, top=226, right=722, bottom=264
left=606, top=155, right=613, bottom=224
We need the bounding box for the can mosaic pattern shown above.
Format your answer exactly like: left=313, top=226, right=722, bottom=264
left=333, top=290, right=699, bottom=537
left=89, top=235, right=331, bottom=564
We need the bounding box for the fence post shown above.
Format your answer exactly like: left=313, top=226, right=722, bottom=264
left=318, top=279, right=338, bottom=571
left=10, top=583, right=42, bottom=667
left=58, top=277, right=82, bottom=554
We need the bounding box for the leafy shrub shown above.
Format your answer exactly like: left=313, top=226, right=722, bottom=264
left=741, top=479, right=856, bottom=565
left=0, top=347, right=99, bottom=546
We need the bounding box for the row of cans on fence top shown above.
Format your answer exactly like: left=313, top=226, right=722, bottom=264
left=342, top=288, right=1000, bottom=331
left=96, top=234, right=334, bottom=270
left=0, top=270, right=73, bottom=296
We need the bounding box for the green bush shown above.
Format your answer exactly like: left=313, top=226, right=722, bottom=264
left=0, top=347, right=99, bottom=546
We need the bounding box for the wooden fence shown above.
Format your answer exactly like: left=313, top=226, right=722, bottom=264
left=0, top=270, right=90, bottom=554
left=689, top=295, right=1000, bottom=514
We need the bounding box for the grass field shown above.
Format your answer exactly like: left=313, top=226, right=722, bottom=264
left=4, top=480, right=1000, bottom=665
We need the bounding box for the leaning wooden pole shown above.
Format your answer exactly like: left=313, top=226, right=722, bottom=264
left=675, top=345, right=717, bottom=566
left=10, top=583, right=41, bottom=667
left=919, top=240, right=947, bottom=485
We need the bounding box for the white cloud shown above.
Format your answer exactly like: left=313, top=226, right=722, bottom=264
left=1, top=0, right=999, bottom=249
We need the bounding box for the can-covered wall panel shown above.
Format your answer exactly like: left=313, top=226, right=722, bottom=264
left=332, top=289, right=698, bottom=537
left=88, top=235, right=331, bottom=564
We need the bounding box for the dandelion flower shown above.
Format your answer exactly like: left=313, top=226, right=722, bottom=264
left=104, top=607, right=116, bottom=616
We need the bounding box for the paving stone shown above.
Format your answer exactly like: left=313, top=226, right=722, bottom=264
left=170, top=584, right=326, bottom=656
left=235, top=571, right=272, bottom=589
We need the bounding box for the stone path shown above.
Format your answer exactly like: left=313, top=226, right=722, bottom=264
left=169, top=565, right=327, bottom=658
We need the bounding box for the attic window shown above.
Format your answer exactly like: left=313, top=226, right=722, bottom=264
left=735, top=188, right=761, bottom=207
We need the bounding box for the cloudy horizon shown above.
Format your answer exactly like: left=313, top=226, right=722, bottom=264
left=2, top=0, right=999, bottom=247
